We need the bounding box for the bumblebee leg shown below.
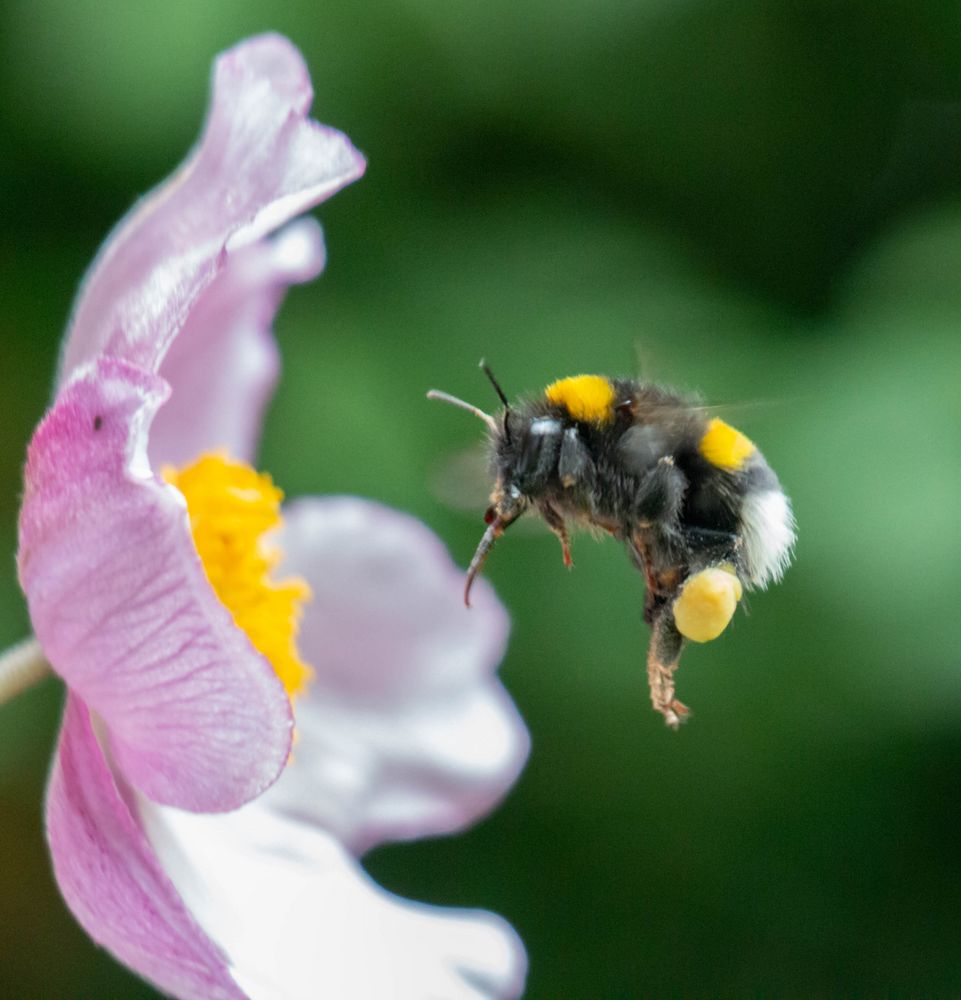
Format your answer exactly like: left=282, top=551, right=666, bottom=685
left=540, top=503, right=573, bottom=568
left=678, top=526, right=740, bottom=569
left=629, top=528, right=683, bottom=625
left=670, top=528, right=743, bottom=641
left=557, top=426, right=596, bottom=489
left=518, top=420, right=563, bottom=493
left=635, top=456, right=686, bottom=527
left=646, top=610, right=688, bottom=729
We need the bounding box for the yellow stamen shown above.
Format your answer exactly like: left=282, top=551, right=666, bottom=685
left=673, top=564, right=743, bottom=643
left=544, top=375, right=616, bottom=424
left=164, top=453, right=312, bottom=698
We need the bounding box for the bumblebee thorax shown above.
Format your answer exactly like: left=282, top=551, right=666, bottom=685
left=543, top=375, right=617, bottom=425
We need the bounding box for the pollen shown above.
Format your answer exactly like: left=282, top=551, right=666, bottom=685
left=164, top=453, right=312, bottom=699
left=673, top=565, right=743, bottom=643
left=544, top=375, right=616, bottom=424
left=699, top=417, right=756, bottom=471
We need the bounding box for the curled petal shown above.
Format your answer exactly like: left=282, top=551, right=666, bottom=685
left=267, top=498, right=530, bottom=855
left=140, top=798, right=527, bottom=999
left=59, top=33, right=365, bottom=382
left=47, top=695, right=244, bottom=1000
left=149, top=219, right=326, bottom=468
left=19, top=358, right=292, bottom=811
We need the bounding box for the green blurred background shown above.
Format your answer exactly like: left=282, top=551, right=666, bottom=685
left=2, top=1, right=961, bottom=996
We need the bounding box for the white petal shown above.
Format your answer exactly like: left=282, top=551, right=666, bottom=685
left=269, top=498, right=530, bottom=855
left=139, top=799, right=527, bottom=1000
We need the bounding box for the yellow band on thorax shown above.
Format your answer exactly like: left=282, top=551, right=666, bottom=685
left=544, top=375, right=616, bottom=424
left=699, top=418, right=755, bottom=471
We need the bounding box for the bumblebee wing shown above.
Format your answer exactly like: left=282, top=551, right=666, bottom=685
left=429, top=442, right=492, bottom=512
left=429, top=445, right=545, bottom=535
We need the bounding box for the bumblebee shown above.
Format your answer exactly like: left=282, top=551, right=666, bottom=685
left=428, top=365, right=795, bottom=728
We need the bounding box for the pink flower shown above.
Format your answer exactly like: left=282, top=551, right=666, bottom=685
left=16, top=34, right=528, bottom=999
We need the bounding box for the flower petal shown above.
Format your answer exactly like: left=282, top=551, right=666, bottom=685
left=19, top=358, right=292, bottom=811
left=47, top=695, right=245, bottom=1000
left=148, top=219, right=325, bottom=468
left=59, top=33, right=365, bottom=383
left=139, top=797, right=527, bottom=1000
left=267, top=498, right=530, bottom=855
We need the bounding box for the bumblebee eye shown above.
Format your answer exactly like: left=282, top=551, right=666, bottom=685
left=483, top=505, right=497, bottom=525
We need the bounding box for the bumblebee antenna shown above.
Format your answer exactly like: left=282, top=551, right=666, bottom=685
left=479, top=359, right=512, bottom=444
left=479, top=359, right=510, bottom=409
left=426, top=389, right=498, bottom=434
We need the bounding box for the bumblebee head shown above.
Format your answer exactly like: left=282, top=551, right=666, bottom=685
left=427, top=361, right=528, bottom=606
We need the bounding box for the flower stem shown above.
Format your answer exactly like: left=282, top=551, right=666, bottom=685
left=0, top=637, right=52, bottom=705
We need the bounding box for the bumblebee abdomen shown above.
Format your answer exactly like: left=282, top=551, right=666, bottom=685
left=736, top=459, right=795, bottom=589
left=698, top=417, right=756, bottom=471
left=675, top=417, right=795, bottom=590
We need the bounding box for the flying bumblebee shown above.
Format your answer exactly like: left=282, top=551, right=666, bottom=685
left=428, top=364, right=795, bottom=728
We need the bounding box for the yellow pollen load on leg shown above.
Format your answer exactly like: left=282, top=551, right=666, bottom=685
left=163, top=453, right=312, bottom=699
left=673, top=565, right=743, bottom=643
left=544, top=375, right=616, bottom=424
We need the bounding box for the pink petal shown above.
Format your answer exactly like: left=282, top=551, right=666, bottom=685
left=266, top=498, right=530, bottom=855
left=59, top=33, right=365, bottom=383
left=139, top=797, right=527, bottom=999
left=18, top=358, right=292, bottom=811
left=47, top=695, right=245, bottom=1000
left=149, top=219, right=325, bottom=468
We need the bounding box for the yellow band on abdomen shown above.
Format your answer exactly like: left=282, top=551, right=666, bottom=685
left=699, top=417, right=755, bottom=471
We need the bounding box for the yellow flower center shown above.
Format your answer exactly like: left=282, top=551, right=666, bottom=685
left=164, top=452, right=312, bottom=699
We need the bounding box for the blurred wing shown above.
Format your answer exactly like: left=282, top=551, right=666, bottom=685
left=633, top=339, right=794, bottom=421
left=429, top=445, right=545, bottom=535
left=429, top=443, right=492, bottom=513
